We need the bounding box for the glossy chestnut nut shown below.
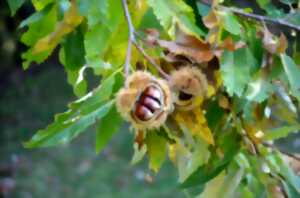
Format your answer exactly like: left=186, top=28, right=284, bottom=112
left=133, top=85, right=163, bottom=122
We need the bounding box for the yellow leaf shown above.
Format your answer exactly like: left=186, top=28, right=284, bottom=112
left=194, top=108, right=206, bottom=125
left=193, top=108, right=215, bottom=145
left=207, top=85, right=216, bottom=97
left=214, top=70, right=223, bottom=88
left=168, top=144, right=177, bottom=164
left=198, top=125, right=215, bottom=145
left=32, top=0, right=83, bottom=55
left=244, top=123, right=264, bottom=144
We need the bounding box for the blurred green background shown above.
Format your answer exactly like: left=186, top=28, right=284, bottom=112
left=0, top=1, right=182, bottom=197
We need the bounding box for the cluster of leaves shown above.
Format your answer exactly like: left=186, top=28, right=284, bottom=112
left=8, top=0, right=300, bottom=197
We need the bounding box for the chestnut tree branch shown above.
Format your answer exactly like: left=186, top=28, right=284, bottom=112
left=199, top=0, right=300, bottom=32
left=121, top=0, right=134, bottom=78
left=228, top=7, right=300, bottom=32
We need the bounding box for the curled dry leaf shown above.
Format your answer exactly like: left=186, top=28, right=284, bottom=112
left=157, top=39, right=214, bottom=63
left=203, top=9, right=219, bottom=29
left=260, top=28, right=288, bottom=54
left=144, top=28, right=214, bottom=63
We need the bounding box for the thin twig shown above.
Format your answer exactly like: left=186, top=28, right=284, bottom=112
left=133, top=42, right=170, bottom=80
left=121, top=0, right=134, bottom=78
left=199, top=0, right=300, bottom=32
left=121, top=0, right=170, bottom=80
left=228, top=7, right=300, bottom=32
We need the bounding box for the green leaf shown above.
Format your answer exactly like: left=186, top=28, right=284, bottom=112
left=146, top=0, right=205, bottom=38
left=66, top=66, right=88, bottom=97
left=146, top=130, right=167, bottom=172
left=24, top=71, right=120, bottom=148
left=31, top=0, right=53, bottom=11
left=219, top=168, right=244, bottom=198
left=221, top=11, right=241, bottom=35
left=25, top=100, right=114, bottom=148
left=19, top=3, right=54, bottom=28
left=59, top=48, right=87, bottom=97
left=280, top=54, right=300, bottom=101
left=285, top=11, right=300, bottom=26
left=96, top=105, right=123, bottom=153
left=246, top=72, right=273, bottom=103
left=77, top=0, right=108, bottom=27
left=196, top=1, right=210, bottom=17
left=264, top=125, right=300, bottom=140
left=257, top=0, right=285, bottom=18
left=20, top=3, right=57, bottom=69
left=283, top=180, right=300, bottom=198
left=180, top=129, right=241, bottom=188
left=199, top=172, right=225, bottom=198
left=279, top=0, right=297, bottom=5
left=220, top=48, right=256, bottom=97
left=131, top=143, right=147, bottom=165
left=267, top=151, right=300, bottom=194
left=84, top=0, right=125, bottom=72
left=63, top=29, right=85, bottom=70
left=7, top=0, right=25, bottom=16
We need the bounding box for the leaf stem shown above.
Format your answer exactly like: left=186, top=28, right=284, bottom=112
left=121, top=0, right=170, bottom=80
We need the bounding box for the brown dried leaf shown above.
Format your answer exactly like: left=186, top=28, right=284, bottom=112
left=218, top=95, right=230, bottom=109
left=221, top=37, right=246, bottom=51
left=277, top=33, right=288, bottom=54
left=157, top=31, right=214, bottom=63
left=135, top=130, right=145, bottom=150
left=261, top=28, right=287, bottom=54
left=157, top=39, right=214, bottom=63
left=262, top=28, right=278, bottom=54
left=203, top=10, right=219, bottom=29
left=144, top=28, right=160, bottom=46
left=144, top=27, right=215, bottom=63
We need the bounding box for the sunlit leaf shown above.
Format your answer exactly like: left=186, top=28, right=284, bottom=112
left=146, top=130, right=167, bottom=172
left=146, top=0, right=205, bottom=38
left=220, top=48, right=256, bottom=97
left=246, top=72, right=274, bottom=103
left=24, top=71, right=120, bottom=148
left=84, top=0, right=125, bottom=72
left=20, top=3, right=57, bottom=69
left=264, top=125, right=300, bottom=140
left=220, top=167, right=244, bottom=198
left=199, top=172, right=225, bottom=198
left=180, top=129, right=241, bottom=188
left=78, top=0, right=108, bottom=27
left=280, top=54, right=300, bottom=101
left=31, top=0, right=53, bottom=11
left=221, top=11, right=241, bottom=35
left=31, top=1, right=83, bottom=55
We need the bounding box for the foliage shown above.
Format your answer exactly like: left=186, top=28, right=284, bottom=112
left=8, top=0, right=300, bottom=197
